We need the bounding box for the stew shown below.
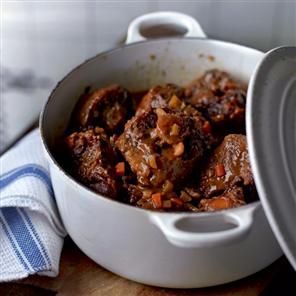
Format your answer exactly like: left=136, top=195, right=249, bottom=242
left=62, top=69, right=257, bottom=212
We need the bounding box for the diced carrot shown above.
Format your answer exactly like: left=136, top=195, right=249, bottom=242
left=202, top=121, right=212, bottom=134
left=171, top=197, right=184, bottom=207
left=215, top=164, right=225, bottom=177
left=151, top=193, right=162, bottom=209
left=208, top=196, right=232, bottom=210
left=115, top=162, right=125, bottom=176
left=234, top=107, right=244, bottom=116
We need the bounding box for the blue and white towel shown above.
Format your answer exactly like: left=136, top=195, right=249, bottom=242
left=0, top=129, right=66, bottom=282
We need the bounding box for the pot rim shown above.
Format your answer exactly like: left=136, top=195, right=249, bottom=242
left=40, top=36, right=263, bottom=217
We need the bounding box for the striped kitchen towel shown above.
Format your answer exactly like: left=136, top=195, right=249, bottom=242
left=0, top=129, right=66, bottom=281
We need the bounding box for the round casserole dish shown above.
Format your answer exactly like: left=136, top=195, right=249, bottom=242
left=40, top=12, right=282, bottom=288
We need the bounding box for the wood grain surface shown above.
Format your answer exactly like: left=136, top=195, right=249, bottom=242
left=1, top=238, right=295, bottom=296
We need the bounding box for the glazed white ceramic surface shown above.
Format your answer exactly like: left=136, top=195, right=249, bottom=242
left=40, top=12, right=282, bottom=288
left=247, top=46, right=296, bottom=271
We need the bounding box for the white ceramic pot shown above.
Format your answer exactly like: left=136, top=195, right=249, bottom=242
left=40, top=12, right=282, bottom=288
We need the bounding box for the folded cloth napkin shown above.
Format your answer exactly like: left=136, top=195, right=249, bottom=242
left=0, top=129, right=66, bottom=282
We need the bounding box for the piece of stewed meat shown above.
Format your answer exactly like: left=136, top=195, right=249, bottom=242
left=199, top=134, right=254, bottom=198
left=64, top=127, right=119, bottom=198
left=73, top=84, right=132, bottom=133
left=185, top=70, right=247, bottom=133
left=116, top=106, right=214, bottom=189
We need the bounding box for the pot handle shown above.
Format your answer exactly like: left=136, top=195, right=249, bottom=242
left=150, top=206, right=257, bottom=248
left=126, top=11, right=207, bottom=44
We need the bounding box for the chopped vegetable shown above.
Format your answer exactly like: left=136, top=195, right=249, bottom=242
left=173, top=142, right=184, bottom=157
left=200, top=196, right=232, bottom=211
left=209, top=196, right=230, bottom=209
left=202, top=121, right=212, bottom=134
left=115, top=162, right=125, bottom=176
left=148, top=155, right=158, bottom=169
left=156, top=107, right=167, bottom=117
left=152, top=193, right=162, bottom=209
left=171, top=197, right=184, bottom=206
left=168, top=94, right=182, bottom=109
left=170, top=123, right=180, bottom=136
left=162, top=180, right=173, bottom=193
left=215, top=164, right=225, bottom=177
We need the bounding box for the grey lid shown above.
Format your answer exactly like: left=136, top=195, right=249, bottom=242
left=247, top=46, right=296, bottom=270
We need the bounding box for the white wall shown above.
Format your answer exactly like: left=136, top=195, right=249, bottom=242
left=1, top=0, right=296, bottom=152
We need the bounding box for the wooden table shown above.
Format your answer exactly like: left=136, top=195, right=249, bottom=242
left=0, top=237, right=295, bottom=296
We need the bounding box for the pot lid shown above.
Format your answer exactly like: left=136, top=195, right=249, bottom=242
left=247, top=46, right=296, bottom=271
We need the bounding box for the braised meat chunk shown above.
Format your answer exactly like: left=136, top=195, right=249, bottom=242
left=185, top=70, right=246, bottom=99
left=199, top=134, right=254, bottom=198
left=116, top=106, right=214, bottom=188
left=64, top=127, right=119, bottom=198
left=185, top=70, right=247, bottom=133
left=73, top=84, right=132, bottom=134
